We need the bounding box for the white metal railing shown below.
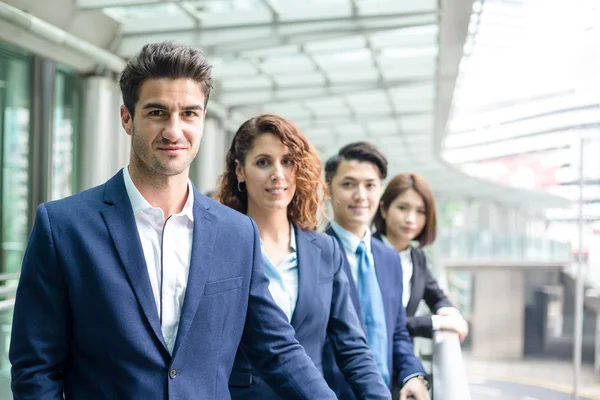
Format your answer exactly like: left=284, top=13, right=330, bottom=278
left=432, top=331, right=471, bottom=400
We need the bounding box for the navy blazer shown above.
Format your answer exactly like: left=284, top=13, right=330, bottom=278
left=323, top=227, right=426, bottom=399
left=9, top=170, right=336, bottom=400
left=229, top=226, right=390, bottom=399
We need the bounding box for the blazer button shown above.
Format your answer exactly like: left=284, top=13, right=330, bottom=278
left=169, top=368, right=177, bottom=379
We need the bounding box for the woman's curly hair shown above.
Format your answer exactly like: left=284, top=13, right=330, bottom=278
left=216, top=114, right=325, bottom=230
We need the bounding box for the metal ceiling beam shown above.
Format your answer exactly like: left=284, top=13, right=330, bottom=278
left=121, top=10, right=435, bottom=37
left=117, top=21, right=435, bottom=58
left=0, top=2, right=126, bottom=72
left=223, top=81, right=433, bottom=107
left=174, top=2, right=205, bottom=24
left=207, top=22, right=435, bottom=57
left=221, top=77, right=431, bottom=95
left=262, top=0, right=281, bottom=19
left=288, top=111, right=429, bottom=122
left=297, top=113, right=432, bottom=130
left=76, top=0, right=175, bottom=9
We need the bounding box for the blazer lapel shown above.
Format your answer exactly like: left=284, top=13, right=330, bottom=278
left=171, top=191, right=216, bottom=357
left=405, top=249, right=423, bottom=317
left=325, top=225, right=361, bottom=317
left=290, top=226, right=320, bottom=330
left=100, top=170, right=168, bottom=352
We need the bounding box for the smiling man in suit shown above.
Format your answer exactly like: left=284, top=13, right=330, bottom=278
left=9, top=41, right=337, bottom=400
left=323, top=142, right=430, bottom=400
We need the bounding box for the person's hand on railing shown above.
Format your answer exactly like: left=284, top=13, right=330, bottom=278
left=399, top=376, right=430, bottom=400
left=436, top=311, right=469, bottom=343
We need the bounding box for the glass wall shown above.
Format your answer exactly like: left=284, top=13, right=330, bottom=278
left=0, top=43, right=31, bottom=275
left=52, top=68, right=79, bottom=200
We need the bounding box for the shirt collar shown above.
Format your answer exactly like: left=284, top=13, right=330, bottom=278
left=380, top=234, right=411, bottom=256
left=330, top=220, right=372, bottom=254
left=123, top=165, right=194, bottom=221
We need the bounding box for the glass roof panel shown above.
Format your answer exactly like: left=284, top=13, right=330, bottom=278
left=399, top=115, right=433, bottom=132
left=273, top=73, right=326, bottom=87
left=259, top=54, right=316, bottom=73
left=305, top=36, right=367, bottom=53
left=210, top=59, right=258, bottom=78
left=389, top=83, right=435, bottom=101
left=393, top=98, right=434, bottom=113
left=327, top=69, right=379, bottom=84
left=103, top=3, right=188, bottom=23
left=190, top=0, right=267, bottom=13
left=346, top=91, right=389, bottom=105
left=366, top=120, right=400, bottom=135
left=357, top=0, right=437, bottom=16
left=278, top=2, right=351, bottom=21
left=368, top=25, right=438, bottom=48
left=331, top=124, right=367, bottom=136
left=379, top=61, right=435, bottom=81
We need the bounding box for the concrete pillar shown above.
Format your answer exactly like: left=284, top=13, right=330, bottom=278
left=471, top=268, right=525, bottom=359
left=76, top=76, right=125, bottom=192
left=190, top=117, right=227, bottom=194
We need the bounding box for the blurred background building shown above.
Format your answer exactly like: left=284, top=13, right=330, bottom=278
left=0, top=0, right=599, bottom=398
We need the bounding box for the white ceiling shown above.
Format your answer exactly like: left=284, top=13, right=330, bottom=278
left=0, top=0, right=574, bottom=209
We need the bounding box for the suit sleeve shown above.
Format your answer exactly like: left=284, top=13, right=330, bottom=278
left=325, top=237, right=391, bottom=400
left=406, top=315, right=435, bottom=339
left=406, top=251, right=454, bottom=339
left=9, top=204, right=70, bottom=399
left=422, top=261, right=454, bottom=313
left=392, top=287, right=428, bottom=387
left=239, top=219, right=336, bottom=400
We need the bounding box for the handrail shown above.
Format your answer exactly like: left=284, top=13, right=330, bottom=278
left=0, top=272, right=20, bottom=282
left=432, top=331, right=471, bottom=400
left=0, top=298, right=15, bottom=312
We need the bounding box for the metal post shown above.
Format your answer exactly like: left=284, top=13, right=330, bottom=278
left=27, top=56, right=56, bottom=229
left=573, top=137, right=585, bottom=399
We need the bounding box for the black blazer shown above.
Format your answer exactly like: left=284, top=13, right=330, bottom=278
left=374, top=234, right=453, bottom=339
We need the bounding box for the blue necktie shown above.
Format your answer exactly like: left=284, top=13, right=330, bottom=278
left=356, top=241, right=390, bottom=386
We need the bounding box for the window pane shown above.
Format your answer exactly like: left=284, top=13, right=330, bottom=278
left=0, top=44, right=31, bottom=274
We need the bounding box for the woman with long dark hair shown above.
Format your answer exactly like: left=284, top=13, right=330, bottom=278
left=217, top=114, right=390, bottom=399
left=373, top=173, right=468, bottom=341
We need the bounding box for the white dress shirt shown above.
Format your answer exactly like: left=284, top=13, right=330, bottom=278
left=260, top=224, right=298, bottom=322
left=123, top=166, right=194, bottom=354
left=330, top=220, right=375, bottom=284
left=380, top=235, right=413, bottom=308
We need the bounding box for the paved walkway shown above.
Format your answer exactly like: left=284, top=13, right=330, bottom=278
left=464, top=356, right=600, bottom=399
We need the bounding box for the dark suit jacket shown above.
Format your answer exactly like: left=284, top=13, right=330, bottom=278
left=373, top=234, right=454, bottom=339
left=403, top=247, right=454, bottom=338
left=229, top=226, right=390, bottom=399
left=323, top=227, right=426, bottom=399
left=9, top=170, right=336, bottom=400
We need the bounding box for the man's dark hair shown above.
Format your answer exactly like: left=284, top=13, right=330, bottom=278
left=324, top=141, right=388, bottom=184
left=119, top=41, right=213, bottom=117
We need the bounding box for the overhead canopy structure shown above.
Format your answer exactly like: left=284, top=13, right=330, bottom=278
left=0, top=0, right=572, bottom=209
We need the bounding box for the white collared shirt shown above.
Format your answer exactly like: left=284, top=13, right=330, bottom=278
left=123, top=166, right=194, bottom=354
left=330, top=220, right=375, bottom=284
left=380, top=235, right=413, bottom=308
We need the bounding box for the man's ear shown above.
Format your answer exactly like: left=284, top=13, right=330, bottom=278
left=325, top=184, right=332, bottom=201
left=120, top=105, right=133, bottom=136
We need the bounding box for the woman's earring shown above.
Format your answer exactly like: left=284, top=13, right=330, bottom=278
left=237, top=181, right=246, bottom=193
